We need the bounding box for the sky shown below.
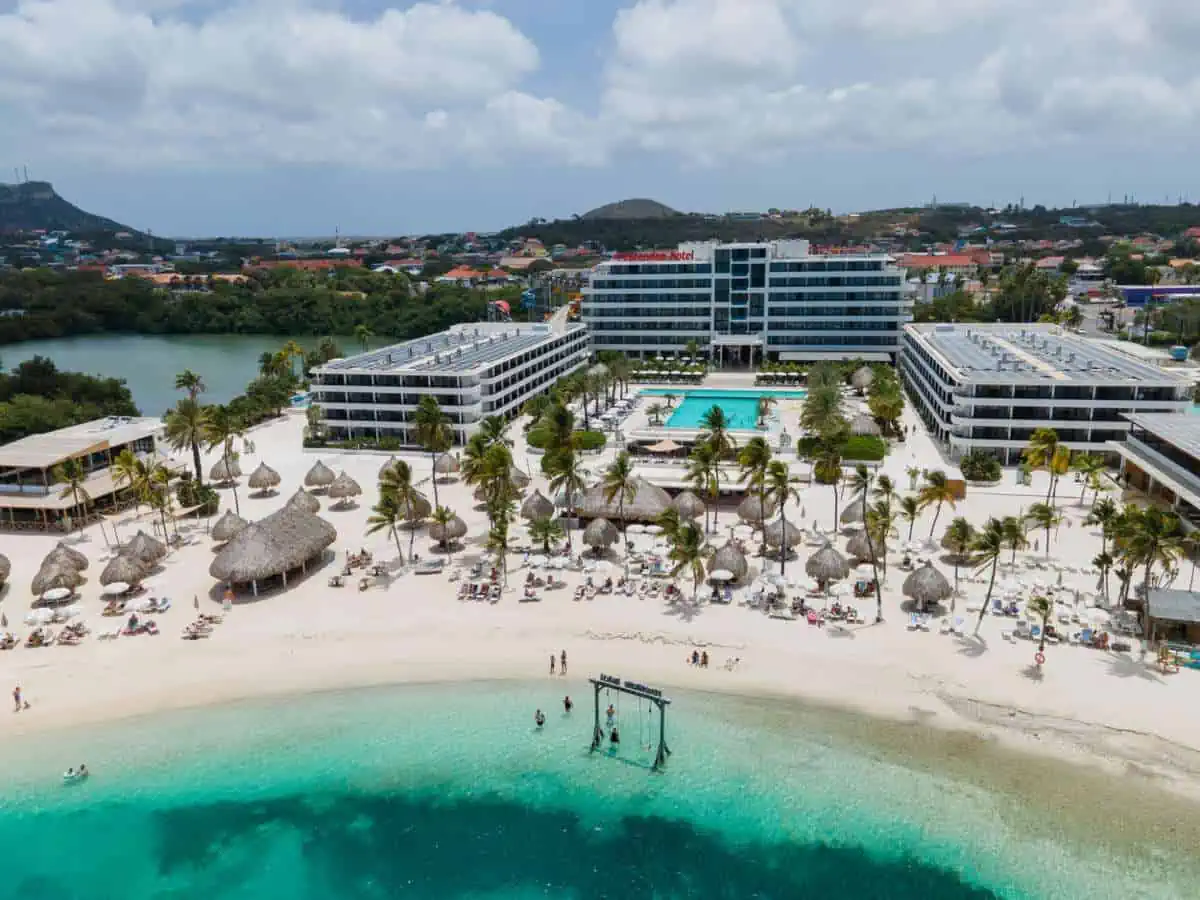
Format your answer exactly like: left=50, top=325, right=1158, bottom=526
left=2, top=0, right=1200, bottom=237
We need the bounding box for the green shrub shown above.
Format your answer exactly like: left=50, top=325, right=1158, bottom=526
left=574, top=430, right=607, bottom=451
left=813, top=457, right=841, bottom=483
left=841, top=436, right=886, bottom=460
left=960, top=451, right=1001, bottom=482
left=175, top=473, right=219, bottom=515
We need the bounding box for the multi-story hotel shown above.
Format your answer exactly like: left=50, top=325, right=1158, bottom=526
left=582, top=240, right=909, bottom=364
left=1111, top=413, right=1200, bottom=533
left=900, top=322, right=1191, bottom=464
left=310, top=321, right=589, bottom=446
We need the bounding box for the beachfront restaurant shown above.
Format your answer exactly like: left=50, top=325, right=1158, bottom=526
left=0, top=417, right=164, bottom=531
left=1146, top=589, right=1200, bottom=644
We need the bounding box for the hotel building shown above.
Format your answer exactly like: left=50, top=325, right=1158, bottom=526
left=1112, top=414, right=1200, bottom=533
left=310, top=322, right=589, bottom=446
left=582, top=240, right=910, bottom=364
left=900, top=323, right=1191, bottom=464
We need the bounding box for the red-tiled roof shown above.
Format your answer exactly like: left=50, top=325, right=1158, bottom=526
left=898, top=253, right=974, bottom=268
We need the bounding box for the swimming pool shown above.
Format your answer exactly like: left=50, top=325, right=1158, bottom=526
left=640, top=388, right=807, bottom=430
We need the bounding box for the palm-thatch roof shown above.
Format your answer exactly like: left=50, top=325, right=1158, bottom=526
left=31, top=561, right=84, bottom=596
left=578, top=478, right=672, bottom=523
left=846, top=529, right=883, bottom=563
left=209, top=505, right=337, bottom=585
left=903, top=562, right=953, bottom=611
left=44, top=541, right=89, bottom=571
left=806, top=544, right=850, bottom=582
left=708, top=544, right=749, bottom=581
left=378, top=457, right=400, bottom=480
left=671, top=490, right=706, bottom=520
left=429, top=515, right=468, bottom=546
left=850, top=413, right=881, bottom=437
left=583, top=517, right=619, bottom=548
left=851, top=366, right=875, bottom=390
left=434, top=453, right=460, bottom=475
left=209, top=457, right=241, bottom=483
left=402, top=491, right=433, bottom=522
left=0, top=552, right=9, bottom=586
left=737, top=494, right=776, bottom=526
left=288, top=487, right=321, bottom=514
left=127, top=530, right=167, bottom=564
left=521, top=489, right=555, bottom=521
left=304, top=460, right=335, bottom=489
left=212, top=509, right=249, bottom=543
left=840, top=492, right=867, bottom=526
left=328, top=472, right=362, bottom=500
left=511, top=466, right=531, bottom=490
left=248, top=462, right=281, bottom=492
left=100, top=553, right=149, bottom=587
left=764, top=515, right=803, bottom=548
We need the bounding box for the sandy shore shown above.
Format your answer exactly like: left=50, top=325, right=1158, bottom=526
left=3, top=388, right=1200, bottom=803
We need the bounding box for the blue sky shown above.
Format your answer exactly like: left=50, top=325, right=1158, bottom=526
left=2, top=0, right=1199, bottom=237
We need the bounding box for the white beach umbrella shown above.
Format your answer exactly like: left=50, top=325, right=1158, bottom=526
left=25, top=609, right=54, bottom=625
left=528, top=555, right=548, bottom=568
left=126, top=597, right=153, bottom=612
left=101, top=581, right=130, bottom=596
left=829, top=582, right=853, bottom=599
left=1086, top=608, right=1112, bottom=627
left=646, top=525, right=663, bottom=535
left=43, top=587, right=73, bottom=603
left=853, top=563, right=876, bottom=579
left=710, top=569, right=735, bottom=582
left=63, top=604, right=83, bottom=619
left=627, top=524, right=646, bottom=535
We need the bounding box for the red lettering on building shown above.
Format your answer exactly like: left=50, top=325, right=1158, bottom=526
left=612, top=251, right=695, bottom=261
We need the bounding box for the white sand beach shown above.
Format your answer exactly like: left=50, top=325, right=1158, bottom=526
left=3, top=387, right=1200, bottom=798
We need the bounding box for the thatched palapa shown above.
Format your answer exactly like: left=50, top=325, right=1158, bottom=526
left=100, top=553, right=149, bottom=587
left=708, top=544, right=749, bottom=581
left=764, top=516, right=803, bottom=548
left=402, top=491, right=433, bottom=522
left=846, top=529, right=882, bottom=563
left=209, top=457, right=241, bottom=483
left=806, top=544, right=849, bottom=582
left=248, top=462, right=282, bottom=494
left=510, top=466, right=531, bottom=491
left=31, top=562, right=83, bottom=596
left=210, top=505, right=337, bottom=595
left=671, top=490, right=706, bottom=520
left=434, top=454, right=460, bottom=476
left=521, top=490, right=555, bottom=521
left=851, top=366, right=875, bottom=391
left=127, top=530, right=167, bottom=564
left=578, top=478, right=671, bottom=523
left=840, top=492, right=867, bottom=526
left=212, top=509, right=249, bottom=543
left=737, top=494, right=776, bottom=526
left=288, top=487, right=321, bottom=514
left=429, top=515, right=468, bottom=547
left=0, top=552, right=9, bottom=586
left=583, top=517, right=619, bottom=549
left=903, top=562, right=953, bottom=612
left=44, top=541, right=89, bottom=571
left=850, top=413, right=881, bottom=437
left=304, top=461, right=335, bottom=490
left=328, top=472, right=362, bottom=503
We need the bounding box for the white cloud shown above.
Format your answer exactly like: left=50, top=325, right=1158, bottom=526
left=0, top=0, right=594, bottom=168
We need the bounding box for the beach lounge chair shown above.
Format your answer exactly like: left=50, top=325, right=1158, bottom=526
left=907, top=612, right=922, bottom=631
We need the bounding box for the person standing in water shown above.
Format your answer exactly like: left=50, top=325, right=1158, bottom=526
left=535, top=709, right=546, bottom=728
left=563, top=696, right=573, bottom=714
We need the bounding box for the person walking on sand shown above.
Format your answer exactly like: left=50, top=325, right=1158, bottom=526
left=560, top=650, right=567, bottom=676
left=550, top=654, right=556, bottom=675
left=13, top=685, right=21, bottom=712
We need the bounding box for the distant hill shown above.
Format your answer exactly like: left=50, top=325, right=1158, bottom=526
left=580, top=198, right=680, bottom=220
left=0, top=181, right=137, bottom=235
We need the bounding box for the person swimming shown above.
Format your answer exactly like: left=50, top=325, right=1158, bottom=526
left=563, top=696, right=573, bottom=713
left=535, top=709, right=546, bottom=728
left=610, top=727, right=620, bottom=746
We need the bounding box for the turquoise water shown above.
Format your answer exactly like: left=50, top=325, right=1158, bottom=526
left=640, top=389, right=806, bottom=430
left=0, top=681, right=1193, bottom=900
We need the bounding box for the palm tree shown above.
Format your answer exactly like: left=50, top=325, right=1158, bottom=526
left=431, top=505, right=458, bottom=560
left=257, top=351, right=281, bottom=377
left=1027, top=594, right=1053, bottom=657
left=1093, top=551, right=1115, bottom=605
left=864, top=496, right=895, bottom=621
left=970, top=517, right=1005, bottom=635
left=699, top=405, right=735, bottom=459
left=765, top=460, right=800, bottom=576
left=112, top=448, right=149, bottom=516
left=737, top=436, right=773, bottom=555
left=813, top=442, right=843, bottom=528
left=655, top=507, right=683, bottom=545
left=529, top=517, right=564, bottom=553
left=280, top=339, right=305, bottom=379
left=1085, top=497, right=1120, bottom=556
left=684, top=338, right=701, bottom=363
left=366, top=494, right=406, bottom=564
left=202, top=404, right=244, bottom=514
left=800, top=384, right=846, bottom=439
left=1072, top=454, right=1106, bottom=504
left=477, top=415, right=512, bottom=449
left=353, top=323, right=374, bottom=353
left=546, top=447, right=585, bottom=550
left=1023, top=427, right=1069, bottom=503
left=942, top=516, right=975, bottom=599
left=872, top=474, right=896, bottom=502
left=687, top=441, right=722, bottom=532
left=164, top=396, right=211, bottom=484
left=1122, top=508, right=1187, bottom=635
left=53, top=457, right=90, bottom=528
left=1025, top=502, right=1062, bottom=556
left=668, top=521, right=707, bottom=603
left=999, top=515, right=1028, bottom=568
left=663, top=393, right=678, bottom=410
left=918, top=470, right=957, bottom=538
left=899, top=495, right=920, bottom=541
left=175, top=369, right=205, bottom=401
left=380, top=460, right=421, bottom=561
left=646, top=403, right=667, bottom=426
left=602, top=452, right=637, bottom=577
left=414, top=396, right=452, bottom=509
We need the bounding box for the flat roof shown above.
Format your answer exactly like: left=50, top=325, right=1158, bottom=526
left=1124, top=413, right=1200, bottom=458
left=905, top=323, right=1190, bottom=386
left=315, top=323, right=583, bottom=375
left=1147, top=589, right=1200, bottom=625
left=0, top=417, right=161, bottom=470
